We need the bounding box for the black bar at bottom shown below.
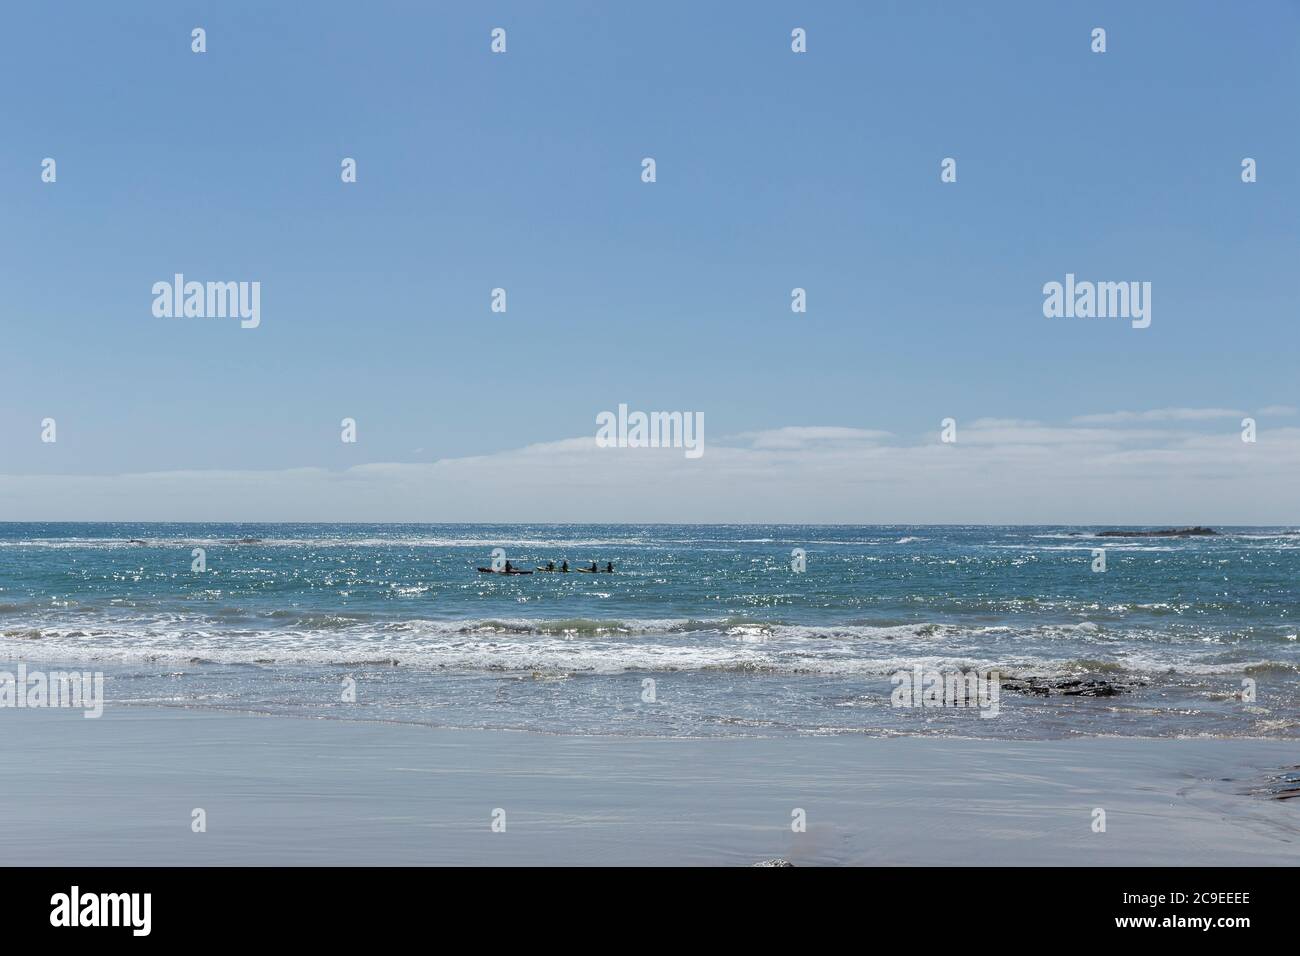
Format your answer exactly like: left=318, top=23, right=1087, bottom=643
left=0, top=866, right=1283, bottom=939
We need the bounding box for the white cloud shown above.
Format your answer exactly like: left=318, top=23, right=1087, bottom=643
left=1070, top=407, right=1244, bottom=425
left=3, top=414, right=1298, bottom=524
left=726, top=426, right=893, bottom=449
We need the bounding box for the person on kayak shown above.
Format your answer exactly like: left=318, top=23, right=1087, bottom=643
left=605, top=562, right=613, bottom=573
left=504, top=561, right=514, bottom=573
left=561, top=561, right=569, bottom=572
left=589, top=561, right=598, bottom=572
left=545, top=561, right=555, bottom=571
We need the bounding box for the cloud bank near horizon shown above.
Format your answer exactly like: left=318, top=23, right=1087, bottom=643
left=4, top=409, right=1297, bottom=524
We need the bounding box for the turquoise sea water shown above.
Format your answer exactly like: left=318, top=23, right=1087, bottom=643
left=1, top=523, right=1296, bottom=738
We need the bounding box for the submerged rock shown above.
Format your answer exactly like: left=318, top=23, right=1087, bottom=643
left=1000, top=676, right=1143, bottom=697
left=1256, top=768, right=1300, bottom=801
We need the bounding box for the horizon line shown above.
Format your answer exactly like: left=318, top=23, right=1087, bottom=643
left=0, top=521, right=1291, bottom=529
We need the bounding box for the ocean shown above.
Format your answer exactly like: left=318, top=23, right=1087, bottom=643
left=1, top=523, right=1296, bottom=739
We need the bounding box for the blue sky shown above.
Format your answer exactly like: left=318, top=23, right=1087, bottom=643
left=2, top=1, right=1297, bottom=521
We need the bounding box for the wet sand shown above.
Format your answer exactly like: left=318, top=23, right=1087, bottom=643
left=2, top=706, right=1296, bottom=865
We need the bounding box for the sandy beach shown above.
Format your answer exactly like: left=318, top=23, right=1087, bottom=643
left=3, top=705, right=1295, bottom=866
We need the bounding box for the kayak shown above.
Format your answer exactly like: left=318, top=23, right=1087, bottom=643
left=534, top=567, right=571, bottom=572
left=577, top=568, right=614, bottom=573
left=477, top=567, right=533, bottom=575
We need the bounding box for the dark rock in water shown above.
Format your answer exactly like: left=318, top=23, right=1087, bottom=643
left=753, top=858, right=795, bottom=867
left=127, top=539, right=148, bottom=545
left=1256, top=768, right=1300, bottom=801
left=1000, top=676, right=1142, bottom=697
left=1096, top=527, right=1217, bottom=538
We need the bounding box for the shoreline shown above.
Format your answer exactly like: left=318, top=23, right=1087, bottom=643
left=1, top=652, right=1294, bottom=741
left=2, top=705, right=1296, bottom=866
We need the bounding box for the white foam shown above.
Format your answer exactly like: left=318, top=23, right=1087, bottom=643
left=1, top=614, right=1291, bottom=679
